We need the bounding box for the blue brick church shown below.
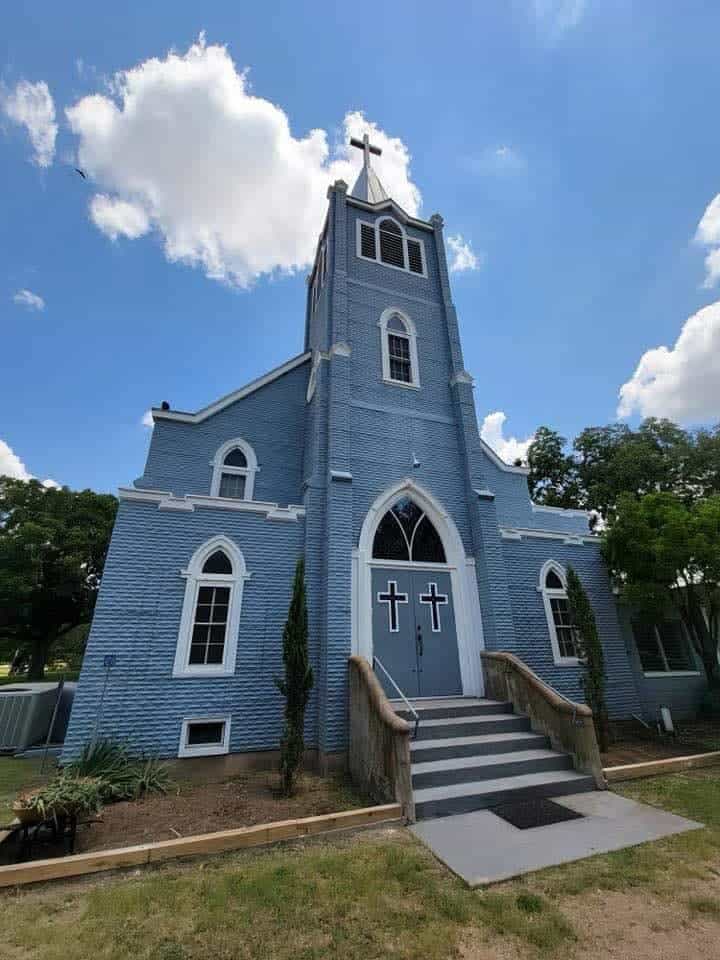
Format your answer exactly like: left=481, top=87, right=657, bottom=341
left=64, top=136, right=702, bottom=775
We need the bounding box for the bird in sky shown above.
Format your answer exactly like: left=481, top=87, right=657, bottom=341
left=74, top=167, right=87, bottom=179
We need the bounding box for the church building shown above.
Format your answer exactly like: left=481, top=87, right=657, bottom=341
left=64, top=136, right=703, bottom=772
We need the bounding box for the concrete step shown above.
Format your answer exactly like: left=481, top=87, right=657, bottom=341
left=413, top=769, right=596, bottom=820
left=411, top=731, right=551, bottom=763
left=413, top=714, right=531, bottom=741
left=411, top=749, right=573, bottom=789
left=395, top=698, right=514, bottom=721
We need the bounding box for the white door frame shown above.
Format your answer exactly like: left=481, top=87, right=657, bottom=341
left=351, top=478, right=485, bottom=697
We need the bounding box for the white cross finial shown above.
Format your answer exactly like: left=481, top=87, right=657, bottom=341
left=350, top=133, right=382, bottom=170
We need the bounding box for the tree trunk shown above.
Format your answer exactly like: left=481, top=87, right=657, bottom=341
left=27, top=636, right=48, bottom=680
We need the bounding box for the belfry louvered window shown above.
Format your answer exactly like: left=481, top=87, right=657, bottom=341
left=357, top=217, right=426, bottom=277
left=379, top=219, right=405, bottom=268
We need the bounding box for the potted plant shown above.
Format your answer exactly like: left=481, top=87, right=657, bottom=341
left=13, top=775, right=104, bottom=826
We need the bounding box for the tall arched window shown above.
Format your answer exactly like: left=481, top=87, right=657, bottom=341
left=379, top=308, right=420, bottom=388
left=210, top=438, right=258, bottom=500
left=357, top=216, right=426, bottom=277
left=173, top=536, right=249, bottom=677
left=539, top=561, right=581, bottom=665
left=372, top=496, right=446, bottom=563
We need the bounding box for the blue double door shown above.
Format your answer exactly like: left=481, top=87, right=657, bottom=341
left=372, top=568, right=463, bottom=699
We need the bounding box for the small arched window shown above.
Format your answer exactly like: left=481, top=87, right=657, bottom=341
left=379, top=309, right=420, bottom=388
left=173, top=537, right=250, bottom=678
left=357, top=217, right=426, bottom=276
left=372, top=496, right=446, bottom=563
left=539, top=562, right=581, bottom=665
left=210, top=439, right=258, bottom=501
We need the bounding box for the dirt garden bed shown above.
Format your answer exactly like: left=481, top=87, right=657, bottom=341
left=602, top=718, right=720, bottom=767
left=0, top=769, right=366, bottom=865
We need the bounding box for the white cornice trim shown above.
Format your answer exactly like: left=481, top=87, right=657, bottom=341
left=500, top=526, right=598, bottom=545
left=119, top=487, right=305, bottom=521
left=151, top=352, right=312, bottom=424
left=531, top=503, right=593, bottom=519
left=479, top=438, right=530, bottom=475
left=346, top=196, right=434, bottom=233
left=450, top=370, right=474, bottom=387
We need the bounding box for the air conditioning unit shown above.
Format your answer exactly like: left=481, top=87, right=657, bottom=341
left=0, top=683, right=60, bottom=752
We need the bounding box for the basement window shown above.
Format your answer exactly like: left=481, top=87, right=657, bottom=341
left=179, top=716, right=231, bottom=757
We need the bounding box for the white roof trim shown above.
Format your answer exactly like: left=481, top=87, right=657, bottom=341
left=531, top=503, right=593, bottom=519
left=152, top=352, right=312, bottom=424
left=500, top=526, right=598, bottom=544
left=119, top=487, right=305, bottom=522
left=479, top=438, right=530, bottom=475
left=345, top=195, right=434, bottom=233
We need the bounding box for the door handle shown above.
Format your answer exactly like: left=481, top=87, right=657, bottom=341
left=416, top=625, right=423, bottom=658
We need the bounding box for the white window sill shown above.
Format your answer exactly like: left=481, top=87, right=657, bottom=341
left=356, top=252, right=427, bottom=279
left=382, top=377, right=420, bottom=391
left=178, top=743, right=229, bottom=758
left=643, top=671, right=702, bottom=678
left=173, top=667, right=234, bottom=679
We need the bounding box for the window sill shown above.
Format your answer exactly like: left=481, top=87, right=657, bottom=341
left=642, top=671, right=702, bottom=678
left=553, top=657, right=582, bottom=667
left=356, top=252, right=427, bottom=279
left=173, top=668, right=234, bottom=679
left=382, top=378, right=420, bottom=391
left=178, top=743, right=230, bottom=758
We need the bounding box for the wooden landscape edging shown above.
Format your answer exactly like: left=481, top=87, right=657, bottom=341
left=0, top=803, right=401, bottom=889
left=604, top=750, right=720, bottom=783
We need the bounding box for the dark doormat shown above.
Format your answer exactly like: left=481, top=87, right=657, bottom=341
left=490, top=797, right=584, bottom=830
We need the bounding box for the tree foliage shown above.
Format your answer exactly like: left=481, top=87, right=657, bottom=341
left=527, top=418, right=720, bottom=524
left=602, top=492, right=720, bottom=689
left=275, top=556, right=314, bottom=796
left=0, top=477, right=118, bottom=678
left=565, top=567, right=609, bottom=751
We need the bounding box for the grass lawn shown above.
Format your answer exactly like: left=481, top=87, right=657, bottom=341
left=2, top=769, right=720, bottom=959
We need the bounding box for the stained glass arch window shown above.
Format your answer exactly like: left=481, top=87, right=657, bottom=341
left=372, top=497, right=446, bottom=563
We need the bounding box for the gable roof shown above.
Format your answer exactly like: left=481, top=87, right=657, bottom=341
left=151, top=351, right=311, bottom=425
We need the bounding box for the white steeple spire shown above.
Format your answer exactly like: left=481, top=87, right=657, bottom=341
left=349, top=133, right=388, bottom=204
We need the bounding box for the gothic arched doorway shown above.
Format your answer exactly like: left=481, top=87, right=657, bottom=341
left=367, top=494, right=463, bottom=699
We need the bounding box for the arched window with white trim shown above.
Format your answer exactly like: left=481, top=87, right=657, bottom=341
left=372, top=496, right=446, bottom=563
left=356, top=216, right=426, bottom=277
left=539, top=561, right=581, bottom=665
left=210, top=438, right=258, bottom=500
left=379, top=308, right=420, bottom=388
left=173, top=536, right=249, bottom=677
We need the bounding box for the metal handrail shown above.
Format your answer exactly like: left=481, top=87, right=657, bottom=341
left=373, top=656, right=420, bottom=739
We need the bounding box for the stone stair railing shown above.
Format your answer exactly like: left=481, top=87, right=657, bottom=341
left=480, top=651, right=606, bottom=789
left=348, top=656, right=414, bottom=821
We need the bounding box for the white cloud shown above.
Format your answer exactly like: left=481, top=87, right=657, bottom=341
left=695, top=194, right=720, bottom=287
left=0, top=439, right=59, bottom=487
left=12, top=289, right=45, bottom=311
left=141, top=409, right=154, bottom=428
left=480, top=411, right=534, bottom=464
left=90, top=194, right=150, bottom=240
left=470, top=145, right=526, bottom=176
left=447, top=234, right=481, bottom=273
left=617, top=300, right=720, bottom=423
left=65, top=36, right=421, bottom=288
left=1, top=80, right=57, bottom=167
left=533, top=0, right=586, bottom=35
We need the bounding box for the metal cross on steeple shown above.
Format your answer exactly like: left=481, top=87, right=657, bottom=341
left=350, top=133, right=382, bottom=170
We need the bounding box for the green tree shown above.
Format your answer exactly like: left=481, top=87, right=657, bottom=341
left=275, top=556, right=314, bottom=796
left=0, top=478, right=117, bottom=679
left=526, top=427, right=582, bottom=509
left=603, top=492, right=720, bottom=690
left=565, top=567, right=609, bottom=751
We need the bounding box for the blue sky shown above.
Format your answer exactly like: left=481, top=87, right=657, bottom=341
left=2, top=1, right=720, bottom=492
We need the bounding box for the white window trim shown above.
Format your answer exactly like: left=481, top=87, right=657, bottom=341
left=173, top=536, right=250, bottom=678
left=538, top=560, right=581, bottom=666
left=378, top=308, right=421, bottom=389
left=637, top=622, right=701, bottom=678
left=356, top=217, right=427, bottom=278
left=178, top=715, right=231, bottom=758
left=210, top=437, right=258, bottom=501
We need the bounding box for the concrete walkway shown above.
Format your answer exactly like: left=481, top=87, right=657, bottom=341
left=410, top=790, right=702, bottom=886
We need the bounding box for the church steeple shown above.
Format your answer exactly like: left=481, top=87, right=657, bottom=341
left=349, top=133, right=388, bottom=204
